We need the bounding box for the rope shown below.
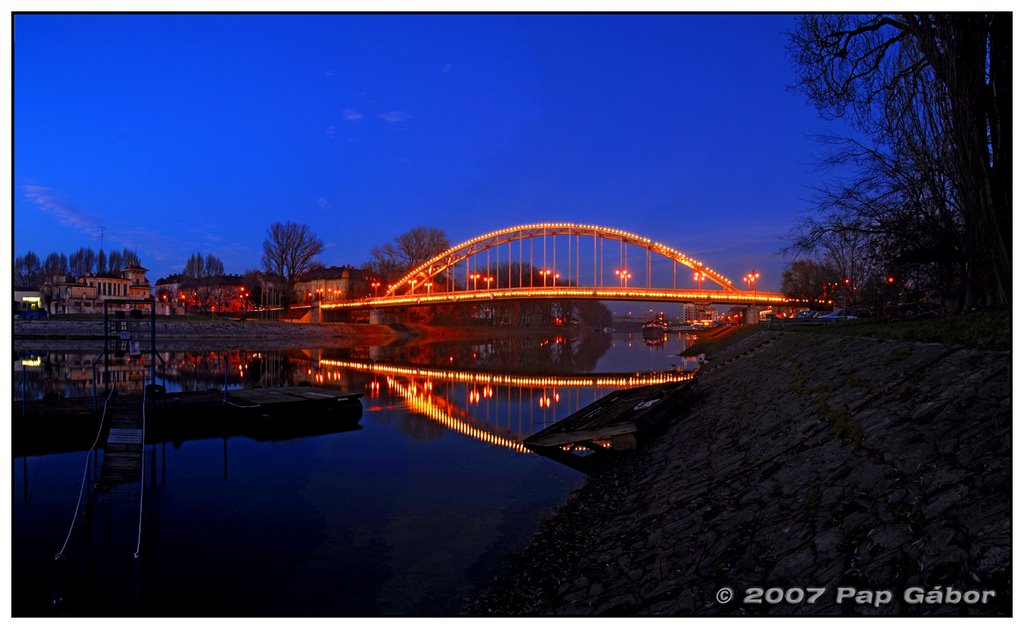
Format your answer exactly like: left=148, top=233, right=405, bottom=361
left=133, top=383, right=147, bottom=559
left=55, top=385, right=116, bottom=560
left=224, top=399, right=260, bottom=409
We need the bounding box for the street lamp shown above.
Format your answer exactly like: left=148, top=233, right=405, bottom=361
left=470, top=273, right=481, bottom=291
left=744, top=271, right=760, bottom=294
left=615, top=268, right=632, bottom=287
left=483, top=275, right=494, bottom=289
left=694, top=271, right=706, bottom=291
left=540, top=269, right=551, bottom=287
left=371, top=281, right=380, bottom=297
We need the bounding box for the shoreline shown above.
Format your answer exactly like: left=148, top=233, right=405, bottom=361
left=465, top=330, right=1010, bottom=616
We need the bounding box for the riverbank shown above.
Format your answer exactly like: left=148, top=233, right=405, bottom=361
left=466, top=328, right=1011, bottom=616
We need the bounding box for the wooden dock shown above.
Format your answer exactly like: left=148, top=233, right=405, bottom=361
left=98, top=394, right=144, bottom=488
left=14, top=386, right=363, bottom=457
left=524, top=380, right=697, bottom=472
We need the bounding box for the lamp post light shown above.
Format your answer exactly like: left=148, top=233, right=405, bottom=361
left=371, top=281, right=380, bottom=297
left=483, top=276, right=494, bottom=290
left=744, top=271, right=760, bottom=294
left=470, top=273, right=480, bottom=291
left=693, top=271, right=706, bottom=291
left=540, top=269, right=551, bottom=287
left=615, top=268, right=632, bottom=287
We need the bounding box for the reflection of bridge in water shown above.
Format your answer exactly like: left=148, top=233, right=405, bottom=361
left=320, top=223, right=792, bottom=313
left=319, top=358, right=695, bottom=454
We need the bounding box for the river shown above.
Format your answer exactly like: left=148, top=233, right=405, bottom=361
left=12, top=329, right=694, bottom=616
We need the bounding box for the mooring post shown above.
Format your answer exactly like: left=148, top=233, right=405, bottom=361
left=150, top=299, right=157, bottom=386
left=134, top=551, right=142, bottom=615
left=103, top=303, right=110, bottom=393
left=92, top=359, right=98, bottom=414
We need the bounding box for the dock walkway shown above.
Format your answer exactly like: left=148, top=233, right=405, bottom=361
left=98, top=393, right=145, bottom=488
left=15, top=386, right=363, bottom=458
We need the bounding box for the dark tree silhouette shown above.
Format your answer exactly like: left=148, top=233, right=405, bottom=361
left=182, top=252, right=226, bottom=308
left=42, top=252, right=69, bottom=281
left=781, top=258, right=840, bottom=308
left=14, top=252, right=41, bottom=289
left=68, top=247, right=96, bottom=278
left=366, top=226, right=450, bottom=285
left=261, top=221, right=324, bottom=310
left=788, top=13, right=1011, bottom=311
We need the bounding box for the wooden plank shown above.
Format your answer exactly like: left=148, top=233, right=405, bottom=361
left=99, top=393, right=144, bottom=487
left=285, top=389, right=341, bottom=400
left=108, top=428, right=142, bottom=440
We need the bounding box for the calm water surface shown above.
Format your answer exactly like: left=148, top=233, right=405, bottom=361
left=13, top=331, right=693, bottom=616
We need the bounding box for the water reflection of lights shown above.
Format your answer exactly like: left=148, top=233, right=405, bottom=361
left=318, top=359, right=694, bottom=388
left=387, top=377, right=529, bottom=454
left=311, top=360, right=695, bottom=456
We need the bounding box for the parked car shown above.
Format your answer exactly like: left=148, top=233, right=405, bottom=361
left=818, top=308, right=857, bottom=320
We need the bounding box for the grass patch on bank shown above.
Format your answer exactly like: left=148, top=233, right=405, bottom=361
left=816, top=394, right=864, bottom=448
left=681, top=324, right=760, bottom=357
left=770, top=309, right=1010, bottom=351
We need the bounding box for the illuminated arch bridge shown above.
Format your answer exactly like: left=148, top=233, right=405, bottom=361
left=322, top=223, right=790, bottom=311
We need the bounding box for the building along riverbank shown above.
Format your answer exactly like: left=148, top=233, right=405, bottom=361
left=467, top=328, right=1010, bottom=616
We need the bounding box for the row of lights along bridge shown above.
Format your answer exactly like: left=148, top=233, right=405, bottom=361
left=362, top=267, right=762, bottom=300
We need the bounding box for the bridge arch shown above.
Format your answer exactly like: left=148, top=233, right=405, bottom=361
left=385, top=222, right=739, bottom=296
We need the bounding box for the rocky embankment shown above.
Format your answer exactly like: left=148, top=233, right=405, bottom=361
left=468, top=330, right=1010, bottom=616
left=13, top=319, right=404, bottom=350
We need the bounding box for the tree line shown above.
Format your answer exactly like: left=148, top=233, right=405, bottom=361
left=14, top=247, right=141, bottom=290
left=784, top=13, right=1010, bottom=313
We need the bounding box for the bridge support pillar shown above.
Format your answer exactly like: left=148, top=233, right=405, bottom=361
left=369, top=309, right=383, bottom=325
left=744, top=306, right=760, bottom=325
left=310, top=301, right=321, bottom=324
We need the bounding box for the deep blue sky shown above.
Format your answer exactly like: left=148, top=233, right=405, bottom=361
left=14, top=13, right=846, bottom=290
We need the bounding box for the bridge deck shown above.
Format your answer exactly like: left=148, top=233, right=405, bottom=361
left=322, top=286, right=792, bottom=311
